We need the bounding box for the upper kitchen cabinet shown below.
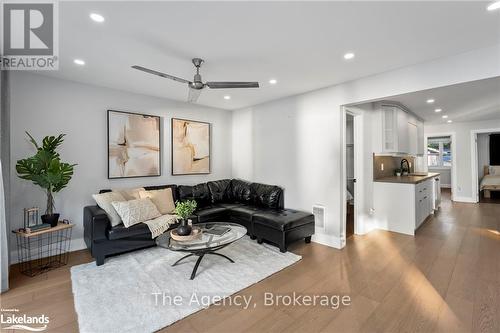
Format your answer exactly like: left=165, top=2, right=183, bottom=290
left=374, top=102, right=424, bottom=155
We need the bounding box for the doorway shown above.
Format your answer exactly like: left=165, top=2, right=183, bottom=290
left=471, top=128, right=500, bottom=203
left=425, top=133, right=457, bottom=201
left=346, top=114, right=355, bottom=238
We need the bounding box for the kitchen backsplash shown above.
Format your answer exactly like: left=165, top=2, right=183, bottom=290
left=373, top=154, right=415, bottom=179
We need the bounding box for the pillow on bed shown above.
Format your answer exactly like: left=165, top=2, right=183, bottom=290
left=489, top=166, right=500, bottom=176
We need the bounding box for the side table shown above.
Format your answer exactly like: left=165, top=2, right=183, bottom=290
left=12, top=222, right=74, bottom=277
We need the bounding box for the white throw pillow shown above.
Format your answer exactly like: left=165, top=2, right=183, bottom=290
left=92, top=192, right=126, bottom=227
left=489, top=166, right=500, bottom=175
left=112, top=187, right=145, bottom=200
left=139, top=188, right=175, bottom=215
left=112, top=198, right=161, bottom=228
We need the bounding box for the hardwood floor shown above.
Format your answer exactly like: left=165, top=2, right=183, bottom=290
left=1, top=189, right=499, bottom=332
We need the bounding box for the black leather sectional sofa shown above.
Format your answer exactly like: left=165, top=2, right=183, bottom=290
left=84, top=179, right=315, bottom=265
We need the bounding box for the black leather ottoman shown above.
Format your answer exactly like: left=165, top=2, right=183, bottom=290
left=252, top=209, right=315, bottom=252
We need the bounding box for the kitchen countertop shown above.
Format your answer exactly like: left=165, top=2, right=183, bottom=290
left=374, top=172, right=440, bottom=184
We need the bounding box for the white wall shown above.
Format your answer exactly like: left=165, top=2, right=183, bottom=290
left=428, top=168, right=451, bottom=187
left=425, top=119, right=500, bottom=202
left=232, top=45, right=500, bottom=248
left=9, top=72, right=233, bottom=256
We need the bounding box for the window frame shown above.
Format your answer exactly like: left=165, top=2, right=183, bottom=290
left=427, top=137, right=452, bottom=169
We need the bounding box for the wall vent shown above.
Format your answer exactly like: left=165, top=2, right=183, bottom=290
left=312, top=205, right=325, bottom=229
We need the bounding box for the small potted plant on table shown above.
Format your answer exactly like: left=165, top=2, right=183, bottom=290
left=174, top=200, right=197, bottom=236
left=16, top=132, right=76, bottom=227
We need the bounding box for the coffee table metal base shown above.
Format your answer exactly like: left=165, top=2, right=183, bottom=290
left=172, top=246, right=235, bottom=280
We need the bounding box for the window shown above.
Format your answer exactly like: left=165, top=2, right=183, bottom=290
left=427, top=137, right=452, bottom=168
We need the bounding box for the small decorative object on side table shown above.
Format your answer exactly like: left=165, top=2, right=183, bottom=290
left=174, top=200, right=197, bottom=236
left=23, top=207, right=51, bottom=232
left=12, top=221, right=74, bottom=277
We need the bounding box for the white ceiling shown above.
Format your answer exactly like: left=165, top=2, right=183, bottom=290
left=39, top=1, right=500, bottom=110
left=384, top=76, right=500, bottom=124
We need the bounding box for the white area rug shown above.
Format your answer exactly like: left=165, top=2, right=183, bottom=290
left=71, top=236, right=301, bottom=333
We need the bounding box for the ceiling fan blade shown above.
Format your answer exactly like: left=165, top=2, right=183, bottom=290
left=187, top=88, right=202, bottom=103
left=206, top=82, right=259, bottom=89
left=131, top=65, right=191, bottom=84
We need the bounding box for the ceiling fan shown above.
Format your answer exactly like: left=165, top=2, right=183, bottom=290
left=132, top=58, right=259, bottom=103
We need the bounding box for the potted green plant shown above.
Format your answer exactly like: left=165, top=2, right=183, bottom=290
left=16, top=132, right=76, bottom=227
left=394, top=168, right=402, bottom=177
left=174, top=200, right=197, bottom=236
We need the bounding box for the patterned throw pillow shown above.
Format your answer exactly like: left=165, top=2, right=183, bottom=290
left=92, top=192, right=127, bottom=227
left=111, top=198, right=162, bottom=228
left=139, top=188, right=175, bottom=215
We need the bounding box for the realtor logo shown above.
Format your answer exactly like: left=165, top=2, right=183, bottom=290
left=1, top=1, right=58, bottom=70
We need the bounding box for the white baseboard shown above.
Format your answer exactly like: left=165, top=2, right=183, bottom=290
left=312, top=233, right=342, bottom=249
left=452, top=196, right=477, bottom=203
left=10, top=237, right=87, bottom=265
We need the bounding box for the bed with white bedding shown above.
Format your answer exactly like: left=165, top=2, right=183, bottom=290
left=480, top=166, right=500, bottom=198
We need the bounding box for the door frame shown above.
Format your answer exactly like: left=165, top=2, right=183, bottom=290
left=424, top=132, right=457, bottom=201
left=470, top=127, right=500, bottom=203
left=340, top=106, right=364, bottom=247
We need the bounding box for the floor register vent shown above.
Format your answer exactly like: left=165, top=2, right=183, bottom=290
left=312, top=205, right=325, bottom=229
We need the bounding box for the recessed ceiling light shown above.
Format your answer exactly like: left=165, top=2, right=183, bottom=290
left=442, top=115, right=448, bottom=119
left=434, top=108, right=442, bottom=113
left=487, top=1, right=500, bottom=11
left=223, top=95, right=231, bottom=100
left=447, top=120, right=453, bottom=123
left=90, top=13, right=105, bottom=23
left=73, top=59, right=85, bottom=66
left=426, top=99, right=435, bottom=104
left=269, top=79, right=277, bottom=85
left=344, top=52, right=355, bottom=60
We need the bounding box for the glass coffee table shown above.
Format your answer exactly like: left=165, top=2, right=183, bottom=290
left=156, top=222, right=247, bottom=280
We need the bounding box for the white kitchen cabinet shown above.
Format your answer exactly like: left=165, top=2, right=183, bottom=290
left=408, top=122, right=418, bottom=155
left=375, top=102, right=424, bottom=155
left=415, top=179, right=432, bottom=229
left=381, top=105, right=397, bottom=152
left=397, top=110, right=409, bottom=153
left=416, top=119, right=425, bottom=155
left=373, top=178, right=434, bottom=235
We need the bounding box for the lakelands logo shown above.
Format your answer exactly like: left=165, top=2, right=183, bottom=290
left=0, top=1, right=59, bottom=70
left=1, top=308, right=49, bottom=331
